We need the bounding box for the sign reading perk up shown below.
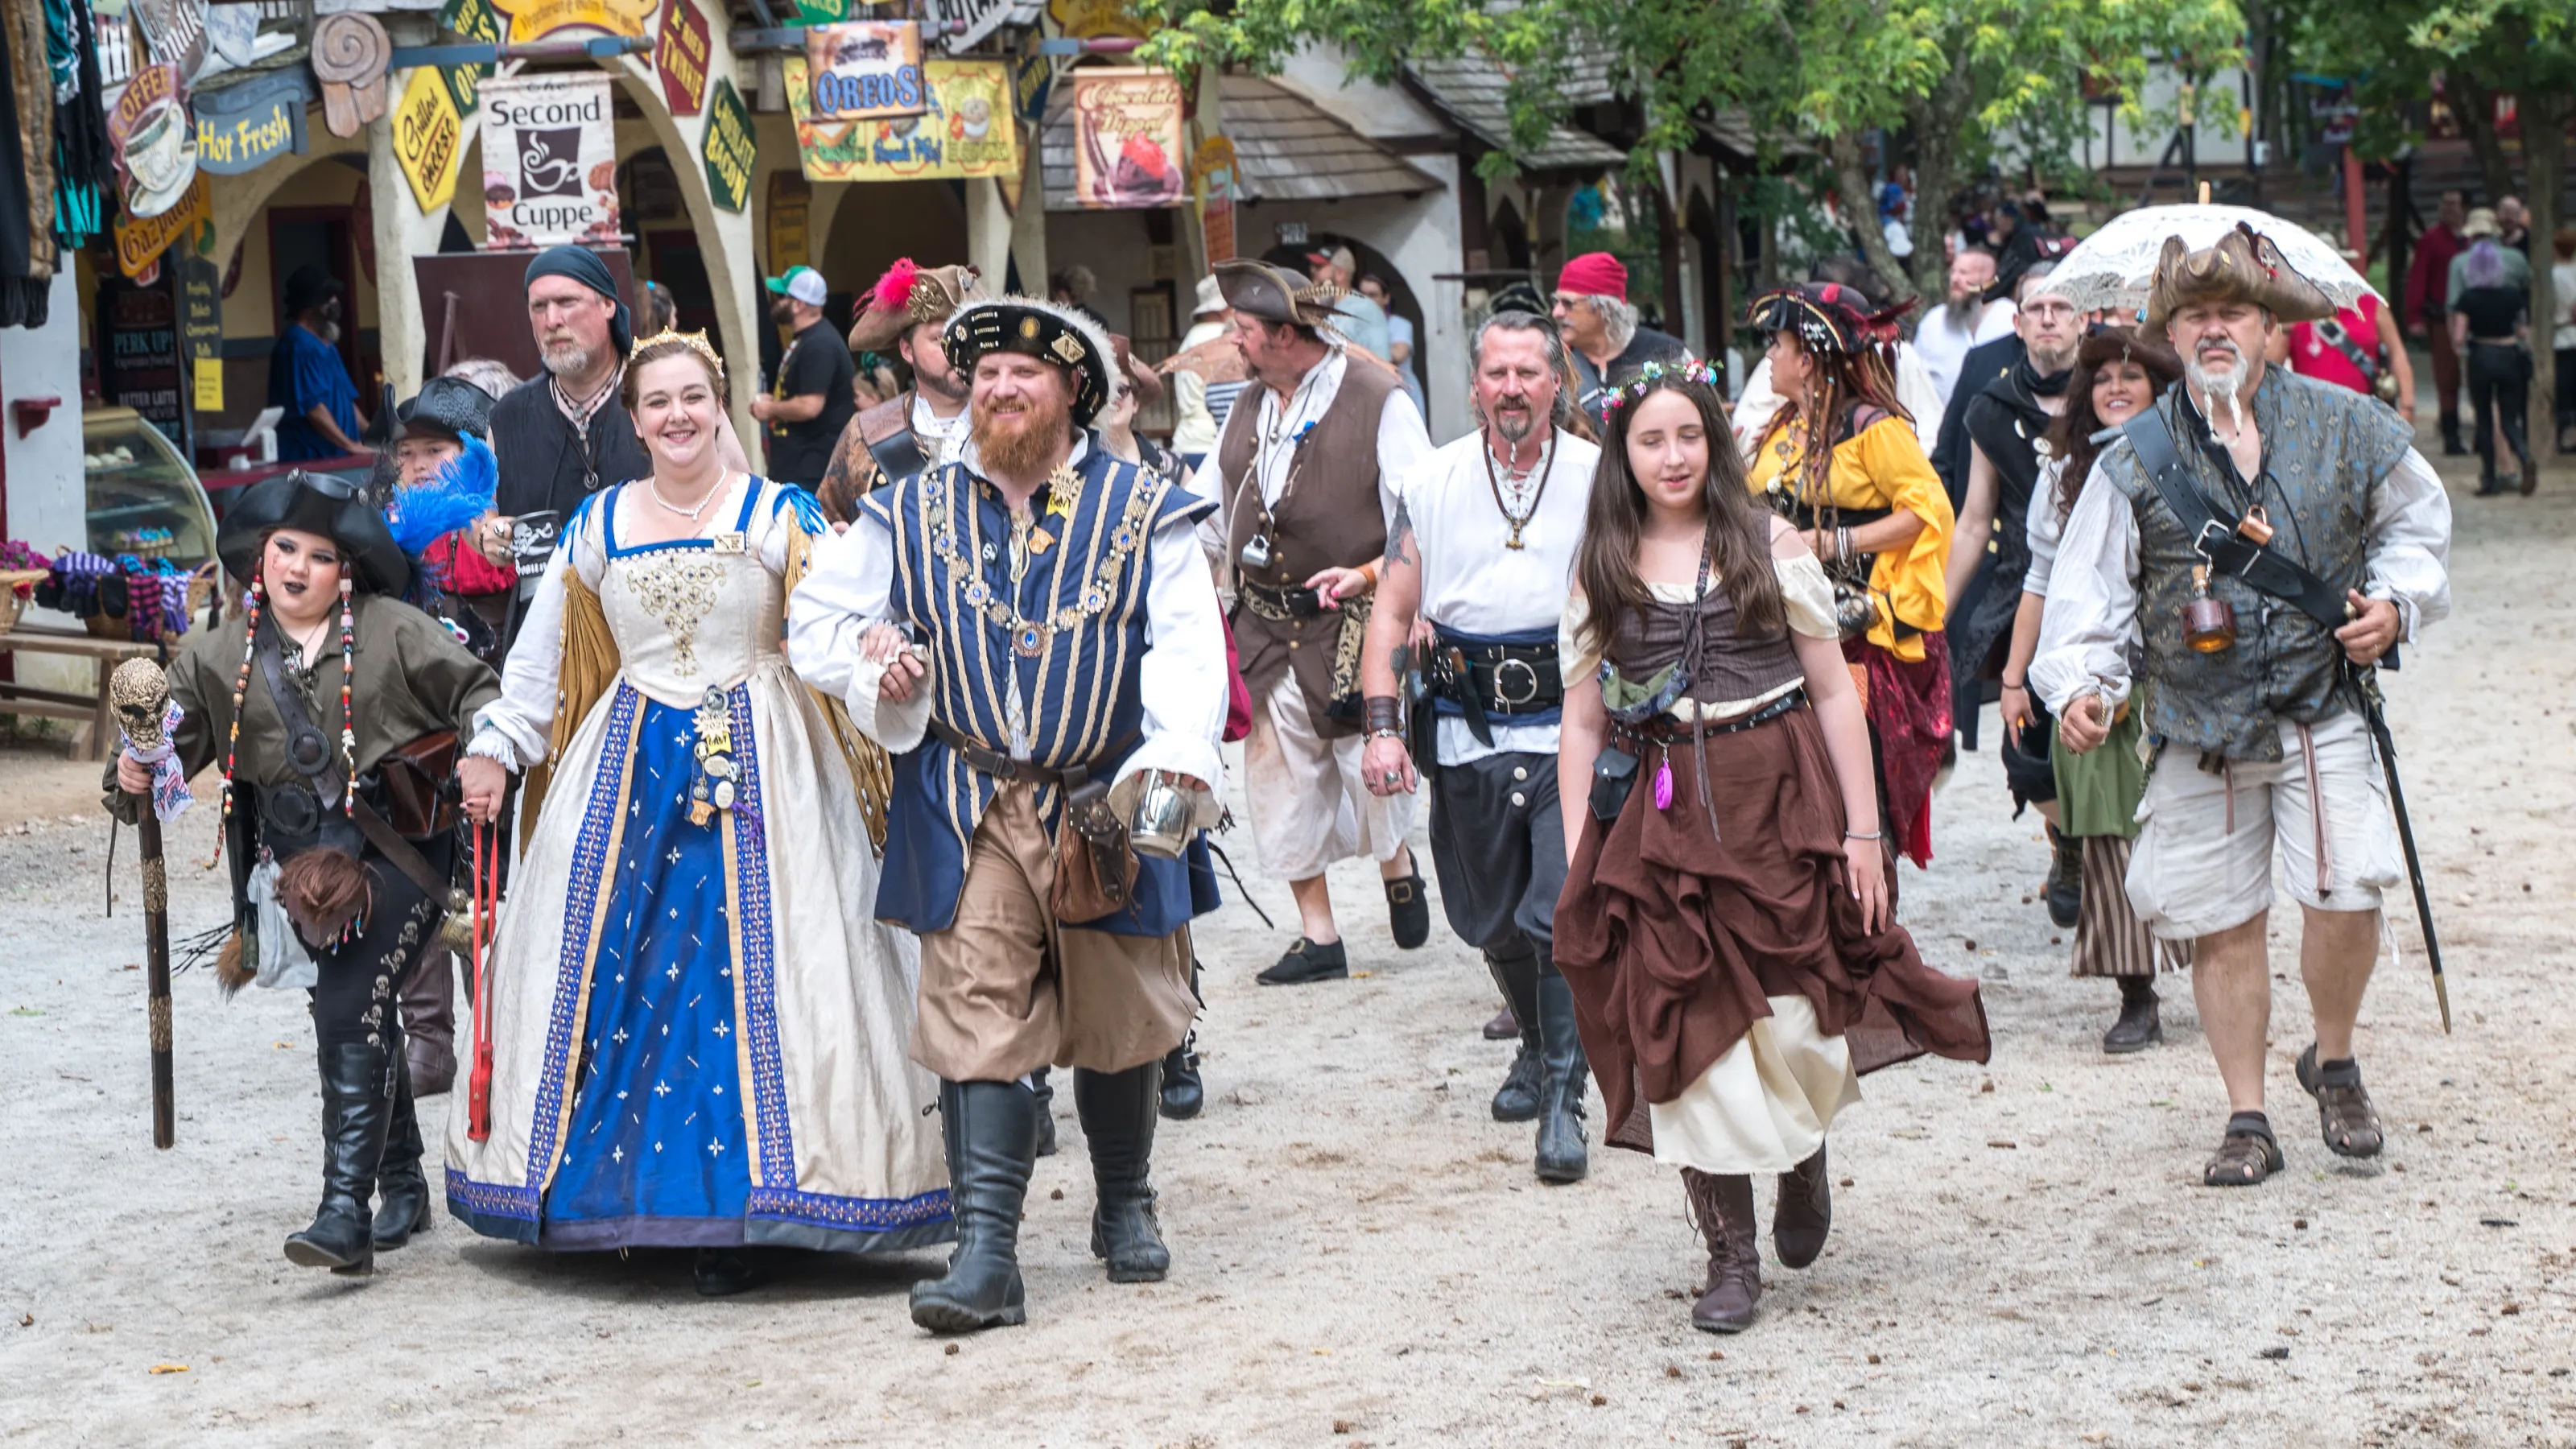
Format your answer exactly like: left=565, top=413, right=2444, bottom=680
left=479, top=72, right=620, bottom=248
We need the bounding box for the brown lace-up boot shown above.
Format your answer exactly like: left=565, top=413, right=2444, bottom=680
left=1680, top=1168, right=1761, bottom=1332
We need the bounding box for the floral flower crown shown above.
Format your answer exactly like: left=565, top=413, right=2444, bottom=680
left=1605, top=357, right=1726, bottom=411
left=629, top=328, right=726, bottom=383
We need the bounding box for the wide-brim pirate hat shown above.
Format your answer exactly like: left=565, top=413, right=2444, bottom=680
left=1745, top=282, right=1913, bottom=354
left=217, top=469, right=412, bottom=597
left=2144, top=224, right=2334, bottom=329
left=1214, top=258, right=1342, bottom=331
left=941, top=295, right=1119, bottom=427
left=850, top=259, right=981, bottom=354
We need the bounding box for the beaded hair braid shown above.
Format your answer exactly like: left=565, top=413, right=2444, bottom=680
left=218, top=582, right=262, bottom=824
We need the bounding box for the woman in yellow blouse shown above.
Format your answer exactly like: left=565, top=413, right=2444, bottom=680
left=1743, top=283, right=1955, bottom=866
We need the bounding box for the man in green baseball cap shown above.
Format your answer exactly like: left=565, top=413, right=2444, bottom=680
left=753, top=265, right=854, bottom=487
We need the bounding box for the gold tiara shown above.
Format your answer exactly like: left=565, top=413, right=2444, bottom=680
left=628, top=328, right=726, bottom=382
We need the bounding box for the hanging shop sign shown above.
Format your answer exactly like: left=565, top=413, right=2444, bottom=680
left=113, top=174, right=209, bottom=278
left=485, top=0, right=654, bottom=43
left=392, top=65, right=466, bottom=212
left=192, top=69, right=312, bottom=176
left=1070, top=68, right=1184, bottom=210
left=312, top=13, right=393, bottom=138
left=480, top=72, right=620, bottom=249
left=654, top=0, right=712, bottom=116
left=786, top=57, right=1017, bottom=183
left=1048, top=0, right=1146, bottom=39
left=111, top=64, right=201, bottom=221
left=792, top=0, right=847, bottom=22
left=1011, top=51, right=1051, bottom=126
left=437, top=0, right=506, bottom=115
left=1193, top=135, right=1237, bottom=263
left=130, top=0, right=210, bottom=83
left=701, top=77, right=757, bottom=213
left=107, top=283, right=186, bottom=442
left=802, top=20, right=928, bottom=122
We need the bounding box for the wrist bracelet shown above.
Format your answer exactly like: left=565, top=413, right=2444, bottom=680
left=2000, top=676, right=2025, bottom=690
left=1844, top=830, right=1885, bottom=841
left=1363, top=694, right=1402, bottom=735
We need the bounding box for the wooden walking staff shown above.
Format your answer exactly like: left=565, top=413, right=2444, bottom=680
left=109, top=658, right=179, bottom=1148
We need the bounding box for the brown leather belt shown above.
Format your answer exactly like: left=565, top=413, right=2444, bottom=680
left=927, top=718, right=1134, bottom=789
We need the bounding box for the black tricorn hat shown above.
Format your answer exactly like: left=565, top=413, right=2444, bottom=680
left=392, top=375, right=496, bottom=443
left=217, top=469, right=411, bottom=597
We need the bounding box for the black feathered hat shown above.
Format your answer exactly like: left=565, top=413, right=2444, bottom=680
left=391, top=375, right=495, bottom=443
left=217, top=469, right=411, bottom=597
left=940, top=295, right=1117, bottom=426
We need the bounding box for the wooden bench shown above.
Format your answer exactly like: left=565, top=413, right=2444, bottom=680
left=0, top=625, right=167, bottom=760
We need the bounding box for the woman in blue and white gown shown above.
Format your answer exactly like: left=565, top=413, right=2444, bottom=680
left=448, top=334, right=949, bottom=1293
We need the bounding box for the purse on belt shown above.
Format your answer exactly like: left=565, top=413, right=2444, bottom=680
left=1049, top=774, right=1140, bottom=923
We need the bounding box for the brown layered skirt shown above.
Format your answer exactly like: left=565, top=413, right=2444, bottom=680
left=1554, top=704, right=1992, bottom=1154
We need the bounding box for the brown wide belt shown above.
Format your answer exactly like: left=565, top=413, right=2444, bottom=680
left=927, top=718, right=1135, bottom=790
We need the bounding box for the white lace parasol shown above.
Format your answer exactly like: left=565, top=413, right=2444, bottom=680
left=2037, top=204, right=2379, bottom=320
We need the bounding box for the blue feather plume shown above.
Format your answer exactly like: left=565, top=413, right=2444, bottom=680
left=386, top=434, right=498, bottom=563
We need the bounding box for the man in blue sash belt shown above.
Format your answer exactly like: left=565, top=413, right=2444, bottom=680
left=2033, top=227, right=2450, bottom=1190
left=1357, top=312, right=1604, bottom=1183
left=789, top=295, right=1229, bottom=1331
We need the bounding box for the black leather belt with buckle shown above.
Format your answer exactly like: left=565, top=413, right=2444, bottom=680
left=1240, top=581, right=1325, bottom=621
left=1430, top=635, right=1563, bottom=746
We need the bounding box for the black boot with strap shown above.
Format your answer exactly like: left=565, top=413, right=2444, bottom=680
left=1076, top=1062, right=1171, bottom=1282
left=910, top=1080, right=1038, bottom=1332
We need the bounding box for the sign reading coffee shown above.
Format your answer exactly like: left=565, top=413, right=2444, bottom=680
left=478, top=72, right=620, bottom=248
left=111, top=64, right=201, bottom=220
left=802, top=20, right=927, bottom=122
left=193, top=70, right=311, bottom=175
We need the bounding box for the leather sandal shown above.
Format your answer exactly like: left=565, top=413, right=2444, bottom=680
left=2296, top=1045, right=2384, bottom=1158
left=2202, top=1112, right=2284, bottom=1187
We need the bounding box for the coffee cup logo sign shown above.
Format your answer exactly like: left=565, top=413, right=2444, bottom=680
left=802, top=21, right=928, bottom=122
left=111, top=64, right=202, bottom=221
left=479, top=73, right=621, bottom=249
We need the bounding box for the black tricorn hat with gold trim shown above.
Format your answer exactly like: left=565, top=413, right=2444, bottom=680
left=940, top=295, right=1117, bottom=426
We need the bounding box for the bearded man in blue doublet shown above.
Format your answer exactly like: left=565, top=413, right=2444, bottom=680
left=789, top=295, right=1230, bottom=1333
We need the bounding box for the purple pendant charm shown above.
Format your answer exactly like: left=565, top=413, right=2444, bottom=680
left=1652, top=757, right=1674, bottom=811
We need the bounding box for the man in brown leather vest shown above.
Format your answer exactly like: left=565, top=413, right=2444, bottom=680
left=815, top=259, right=980, bottom=523
left=1190, top=259, right=1439, bottom=985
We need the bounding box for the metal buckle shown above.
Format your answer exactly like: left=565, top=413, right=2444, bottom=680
left=1492, top=656, right=1542, bottom=708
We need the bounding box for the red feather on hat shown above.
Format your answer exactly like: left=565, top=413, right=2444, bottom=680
left=870, top=258, right=922, bottom=314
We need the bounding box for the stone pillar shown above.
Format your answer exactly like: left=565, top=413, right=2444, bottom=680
left=1008, top=143, right=1049, bottom=294
left=966, top=177, right=1012, bottom=295
left=609, top=49, right=763, bottom=469
left=365, top=103, right=463, bottom=402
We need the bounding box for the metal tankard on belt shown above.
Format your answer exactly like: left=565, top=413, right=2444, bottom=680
left=1127, top=769, right=1196, bottom=859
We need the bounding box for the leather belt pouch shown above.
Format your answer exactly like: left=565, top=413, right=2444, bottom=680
left=1049, top=775, right=1138, bottom=922
left=1589, top=745, right=1641, bottom=823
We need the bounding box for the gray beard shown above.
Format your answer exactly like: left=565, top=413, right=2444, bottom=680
left=543, top=341, right=598, bottom=380
left=314, top=317, right=343, bottom=345
left=2185, top=345, right=2248, bottom=433
left=1946, top=297, right=1985, bottom=328
left=1486, top=404, right=1537, bottom=446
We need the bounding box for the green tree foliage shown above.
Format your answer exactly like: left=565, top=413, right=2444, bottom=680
left=1138, top=0, right=2242, bottom=304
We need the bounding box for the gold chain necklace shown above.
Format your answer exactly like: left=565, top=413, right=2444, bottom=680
left=1480, top=430, right=1554, bottom=550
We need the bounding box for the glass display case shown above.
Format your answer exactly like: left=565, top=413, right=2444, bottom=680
left=83, top=405, right=217, bottom=568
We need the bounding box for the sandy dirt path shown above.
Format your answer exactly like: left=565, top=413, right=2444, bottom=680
left=2, top=455, right=2570, bottom=1447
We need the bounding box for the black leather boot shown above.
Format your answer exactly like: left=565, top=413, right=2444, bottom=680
left=1076, top=1062, right=1170, bottom=1282
left=1533, top=968, right=1589, bottom=1183
left=910, top=1080, right=1038, bottom=1332
left=2044, top=824, right=2083, bottom=928
left=2102, top=974, right=2163, bottom=1055
left=372, top=1057, right=431, bottom=1249
left=285, top=1038, right=395, bottom=1274
left=1772, top=1144, right=1831, bottom=1269
left=1030, top=1066, right=1059, bottom=1157
left=1159, top=960, right=1205, bottom=1121
left=1487, top=947, right=1543, bottom=1123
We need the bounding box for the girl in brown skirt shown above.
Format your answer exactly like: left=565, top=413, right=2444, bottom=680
left=1554, top=365, right=1991, bottom=1335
